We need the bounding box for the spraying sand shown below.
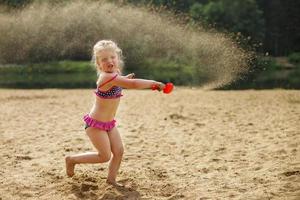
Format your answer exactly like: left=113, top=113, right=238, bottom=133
left=0, top=88, right=299, bottom=199
left=0, top=1, right=250, bottom=88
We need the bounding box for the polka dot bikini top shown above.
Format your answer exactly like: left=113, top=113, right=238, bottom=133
left=95, top=74, right=123, bottom=99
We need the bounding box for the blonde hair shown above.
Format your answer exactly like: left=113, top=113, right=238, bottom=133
left=92, top=40, right=124, bottom=76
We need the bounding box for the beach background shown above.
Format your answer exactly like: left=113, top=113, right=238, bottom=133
left=0, top=88, right=299, bottom=199
left=1, top=0, right=300, bottom=199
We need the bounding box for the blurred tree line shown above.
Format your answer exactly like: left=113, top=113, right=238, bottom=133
left=1, top=0, right=299, bottom=56
left=126, top=0, right=300, bottom=56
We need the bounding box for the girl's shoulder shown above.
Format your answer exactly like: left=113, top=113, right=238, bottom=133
left=97, top=72, right=119, bottom=88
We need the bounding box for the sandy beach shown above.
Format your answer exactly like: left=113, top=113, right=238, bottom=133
left=0, top=88, right=299, bottom=200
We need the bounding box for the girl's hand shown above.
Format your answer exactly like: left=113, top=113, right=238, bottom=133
left=125, top=73, right=135, bottom=79
left=152, top=82, right=165, bottom=91
left=157, top=82, right=165, bottom=91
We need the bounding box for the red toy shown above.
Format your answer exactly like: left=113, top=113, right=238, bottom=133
left=151, top=82, right=174, bottom=94
left=163, top=83, right=174, bottom=94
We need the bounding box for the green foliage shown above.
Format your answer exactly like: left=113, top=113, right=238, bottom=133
left=288, top=52, right=300, bottom=64
left=0, top=61, right=96, bottom=88
left=223, top=55, right=300, bottom=89
left=189, top=0, right=265, bottom=43
left=1, top=56, right=299, bottom=89
left=129, top=58, right=208, bottom=85
left=127, top=0, right=196, bottom=12
left=260, top=1, right=300, bottom=55
left=0, top=59, right=209, bottom=88
left=0, top=0, right=31, bottom=7
left=260, top=56, right=281, bottom=71
left=0, top=60, right=93, bottom=74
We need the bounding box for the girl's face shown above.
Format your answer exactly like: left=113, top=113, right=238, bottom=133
left=97, top=49, right=119, bottom=73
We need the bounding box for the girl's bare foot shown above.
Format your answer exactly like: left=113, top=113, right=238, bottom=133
left=65, top=156, right=75, bottom=177
left=106, top=179, right=124, bottom=187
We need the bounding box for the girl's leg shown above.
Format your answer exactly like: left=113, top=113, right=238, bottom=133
left=65, top=127, right=111, bottom=177
left=106, top=127, right=124, bottom=185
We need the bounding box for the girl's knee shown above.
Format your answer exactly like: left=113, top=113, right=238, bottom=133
left=99, top=151, right=111, bottom=162
left=112, top=146, right=124, bottom=158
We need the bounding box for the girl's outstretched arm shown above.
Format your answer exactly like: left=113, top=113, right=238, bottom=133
left=111, top=73, right=165, bottom=90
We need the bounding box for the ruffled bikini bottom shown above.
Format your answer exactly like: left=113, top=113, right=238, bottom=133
left=83, top=114, right=116, bottom=132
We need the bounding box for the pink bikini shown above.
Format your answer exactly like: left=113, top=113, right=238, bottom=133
left=94, top=74, right=123, bottom=99
left=84, top=74, right=122, bottom=131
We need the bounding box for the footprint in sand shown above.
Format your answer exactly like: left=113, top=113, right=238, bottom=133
left=160, top=183, right=177, bottom=198
left=84, top=177, right=97, bottom=183
left=80, top=182, right=98, bottom=192
left=148, top=168, right=169, bottom=180
left=195, top=122, right=205, bottom=127
left=167, top=194, right=185, bottom=200
left=64, top=147, right=73, bottom=152
left=282, top=170, right=300, bottom=177
left=15, top=155, right=32, bottom=160
left=169, top=113, right=187, bottom=120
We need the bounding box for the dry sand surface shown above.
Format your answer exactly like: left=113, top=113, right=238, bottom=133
left=0, top=88, right=299, bottom=200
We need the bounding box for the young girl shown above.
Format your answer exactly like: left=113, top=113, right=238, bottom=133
left=65, top=40, right=165, bottom=186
